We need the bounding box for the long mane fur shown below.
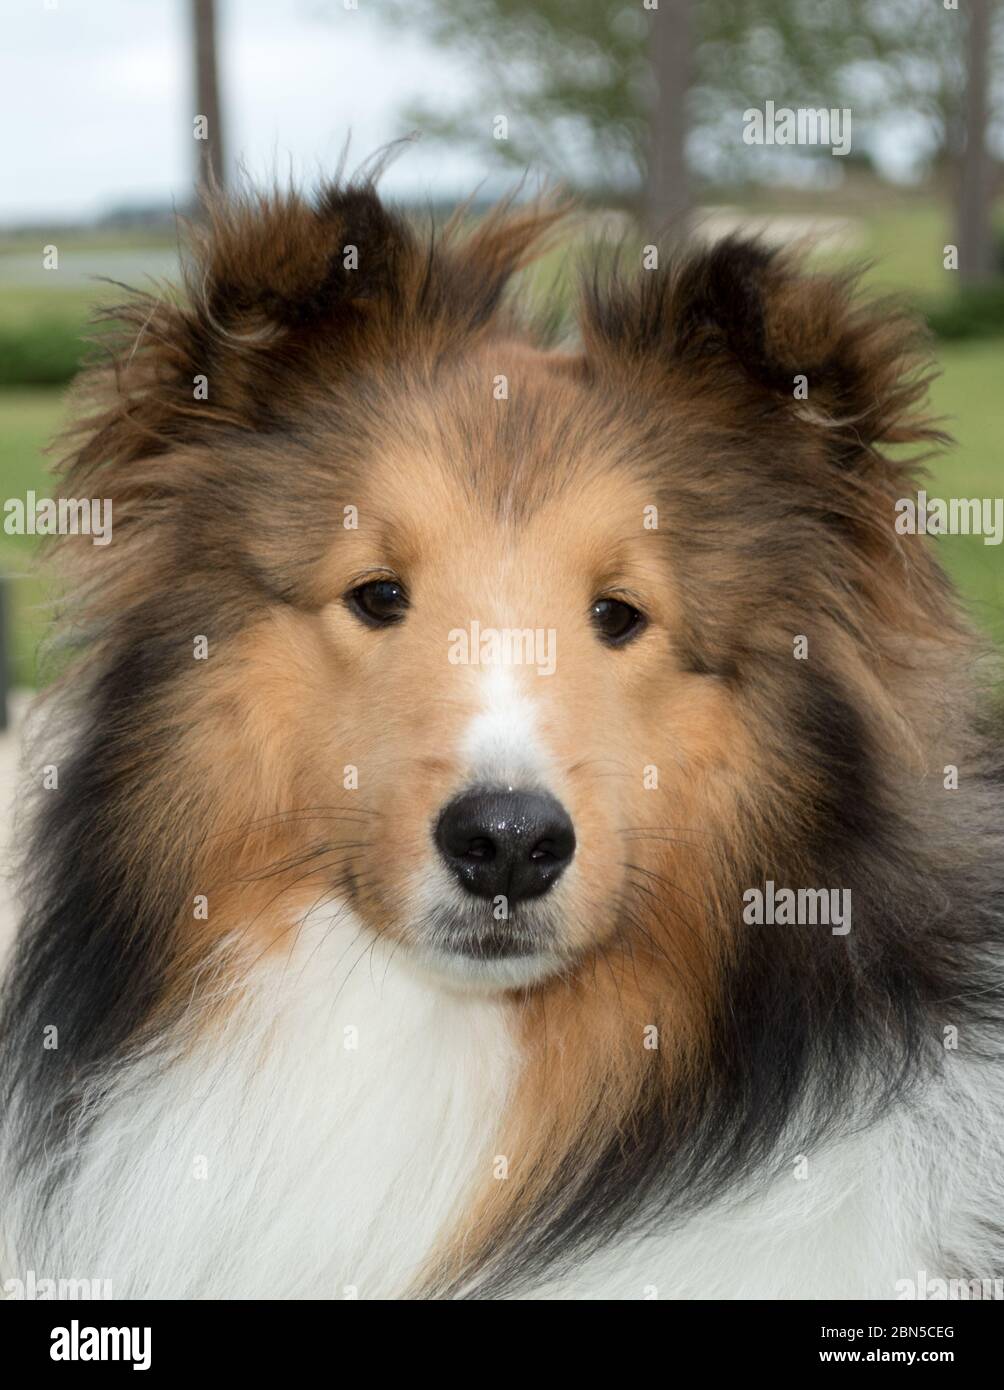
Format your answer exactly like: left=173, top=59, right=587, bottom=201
left=2, top=176, right=1003, bottom=1298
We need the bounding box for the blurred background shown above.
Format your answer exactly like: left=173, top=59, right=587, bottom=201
left=1, top=0, right=1002, bottom=709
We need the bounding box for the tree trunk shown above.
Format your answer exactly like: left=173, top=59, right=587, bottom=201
left=192, top=0, right=226, bottom=195
left=648, top=0, right=691, bottom=236
left=956, top=0, right=995, bottom=284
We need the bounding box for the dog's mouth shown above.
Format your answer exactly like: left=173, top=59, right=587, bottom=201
left=407, top=900, right=566, bottom=987
left=437, top=914, right=549, bottom=960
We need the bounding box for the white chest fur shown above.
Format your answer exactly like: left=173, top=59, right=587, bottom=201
left=9, top=910, right=516, bottom=1299
left=6, top=909, right=998, bottom=1300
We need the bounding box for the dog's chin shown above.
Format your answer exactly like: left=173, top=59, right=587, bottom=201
left=407, top=902, right=568, bottom=992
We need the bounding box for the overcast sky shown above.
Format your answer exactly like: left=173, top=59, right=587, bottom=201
left=3, top=0, right=970, bottom=229
left=2, top=0, right=489, bottom=224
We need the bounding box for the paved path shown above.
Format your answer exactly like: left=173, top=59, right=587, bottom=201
left=0, top=247, right=181, bottom=291
left=693, top=207, right=864, bottom=253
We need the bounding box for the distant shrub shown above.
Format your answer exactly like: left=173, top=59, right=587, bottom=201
left=922, top=281, right=1004, bottom=341
left=0, top=318, right=102, bottom=386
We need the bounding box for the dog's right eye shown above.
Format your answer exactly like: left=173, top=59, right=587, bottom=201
left=590, top=596, right=647, bottom=647
left=345, top=579, right=409, bottom=628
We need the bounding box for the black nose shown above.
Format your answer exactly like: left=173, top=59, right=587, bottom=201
left=435, top=789, right=576, bottom=904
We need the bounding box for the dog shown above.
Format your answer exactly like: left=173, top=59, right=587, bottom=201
left=1, top=179, right=1002, bottom=1300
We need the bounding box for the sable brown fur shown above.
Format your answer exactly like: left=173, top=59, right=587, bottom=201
left=2, top=175, right=1002, bottom=1300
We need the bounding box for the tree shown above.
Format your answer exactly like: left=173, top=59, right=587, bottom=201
left=649, top=0, right=693, bottom=233
left=957, top=0, right=996, bottom=283
left=191, top=0, right=226, bottom=193
left=371, top=0, right=653, bottom=205
left=373, top=0, right=1003, bottom=215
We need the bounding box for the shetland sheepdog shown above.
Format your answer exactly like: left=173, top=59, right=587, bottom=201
left=1, top=179, right=1002, bottom=1301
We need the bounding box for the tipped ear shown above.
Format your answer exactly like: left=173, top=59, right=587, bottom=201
left=582, top=236, right=943, bottom=466
left=178, top=179, right=566, bottom=353
left=61, top=181, right=569, bottom=494
left=65, top=181, right=420, bottom=483
left=193, top=183, right=414, bottom=337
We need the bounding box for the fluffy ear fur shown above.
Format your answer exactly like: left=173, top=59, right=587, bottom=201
left=62, top=180, right=567, bottom=491
left=580, top=236, right=945, bottom=470
left=191, top=181, right=566, bottom=347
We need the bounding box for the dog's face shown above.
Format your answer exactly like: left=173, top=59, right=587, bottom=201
left=234, top=346, right=746, bottom=989
left=63, top=184, right=942, bottom=1000
left=18, top=183, right=984, bottom=1304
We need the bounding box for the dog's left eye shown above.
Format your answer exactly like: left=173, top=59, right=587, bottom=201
left=345, top=579, right=409, bottom=627
left=590, top=597, right=647, bottom=647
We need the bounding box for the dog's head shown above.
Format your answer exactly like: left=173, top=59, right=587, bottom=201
left=55, top=181, right=953, bottom=995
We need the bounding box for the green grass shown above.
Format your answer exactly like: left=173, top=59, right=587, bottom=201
left=733, top=183, right=1004, bottom=303
left=0, top=388, right=70, bottom=685
left=829, top=203, right=956, bottom=303
left=925, top=344, right=1004, bottom=650
left=0, top=285, right=113, bottom=329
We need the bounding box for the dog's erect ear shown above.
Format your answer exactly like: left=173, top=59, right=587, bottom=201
left=63, top=181, right=566, bottom=491
left=191, top=182, right=562, bottom=345
left=194, top=183, right=414, bottom=337
left=581, top=236, right=942, bottom=468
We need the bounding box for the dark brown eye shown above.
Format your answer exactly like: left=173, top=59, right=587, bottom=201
left=590, top=597, right=646, bottom=647
left=346, top=579, right=409, bottom=627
